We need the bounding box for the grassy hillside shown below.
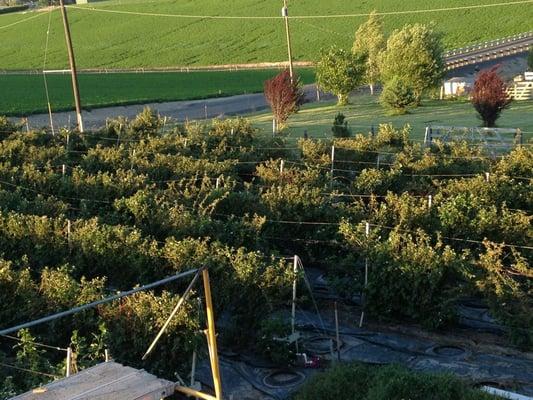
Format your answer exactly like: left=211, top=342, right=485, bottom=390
left=0, top=69, right=315, bottom=116
left=250, top=95, right=533, bottom=142
left=0, top=0, right=532, bottom=69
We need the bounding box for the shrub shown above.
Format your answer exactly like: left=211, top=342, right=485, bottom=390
left=264, top=70, right=303, bottom=130
left=380, top=76, right=417, bottom=114
left=331, top=113, right=350, bottom=137
left=471, top=66, right=511, bottom=127
left=295, top=363, right=495, bottom=400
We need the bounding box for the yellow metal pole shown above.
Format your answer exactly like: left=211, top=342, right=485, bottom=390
left=175, top=385, right=218, bottom=400
left=202, top=269, right=223, bottom=400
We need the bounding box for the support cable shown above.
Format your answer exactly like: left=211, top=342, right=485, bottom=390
left=42, top=7, right=56, bottom=135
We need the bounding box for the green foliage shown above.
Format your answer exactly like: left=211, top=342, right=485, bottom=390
left=474, top=244, right=532, bottom=348
left=331, top=113, right=350, bottom=137
left=295, top=363, right=495, bottom=400
left=352, top=11, right=386, bottom=94
left=316, top=46, right=366, bottom=105
left=256, top=317, right=295, bottom=365
left=380, top=23, right=445, bottom=103
left=0, top=114, right=532, bottom=395
left=339, top=228, right=465, bottom=328
left=380, top=76, right=417, bottom=114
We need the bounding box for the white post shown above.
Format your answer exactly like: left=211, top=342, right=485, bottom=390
left=66, top=347, right=72, bottom=377
left=67, top=219, right=71, bottom=248
left=485, top=172, right=490, bottom=183
left=272, top=118, right=276, bottom=135
left=428, top=194, right=433, bottom=209
left=215, top=177, right=220, bottom=189
left=291, top=255, right=299, bottom=353
left=190, top=350, right=197, bottom=386
left=62, top=164, right=66, bottom=176
left=334, top=301, right=340, bottom=362
left=280, top=159, right=284, bottom=175
left=359, top=222, right=370, bottom=328
left=330, top=145, right=335, bottom=189
left=105, top=348, right=110, bottom=362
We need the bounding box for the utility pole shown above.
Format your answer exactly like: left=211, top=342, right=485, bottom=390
left=59, top=0, right=84, bottom=132
left=282, top=0, right=294, bottom=81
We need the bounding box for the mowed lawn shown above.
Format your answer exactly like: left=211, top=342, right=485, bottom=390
left=249, top=95, right=533, bottom=143
left=0, top=0, right=532, bottom=69
left=0, top=69, right=315, bottom=116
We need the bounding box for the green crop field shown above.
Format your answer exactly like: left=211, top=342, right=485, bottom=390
left=250, top=95, right=533, bottom=142
left=0, top=69, right=315, bottom=116
left=0, top=0, right=532, bottom=69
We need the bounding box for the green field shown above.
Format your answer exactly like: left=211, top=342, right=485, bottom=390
left=0, top=69, right=315, bottom=115
left=0, top=0, right=532, bottom=69
left=250, top=95, right=533, bottom=142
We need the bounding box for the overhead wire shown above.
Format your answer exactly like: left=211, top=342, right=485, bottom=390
left=68, top=1, right=533, bottom=20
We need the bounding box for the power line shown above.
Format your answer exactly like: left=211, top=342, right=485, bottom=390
left=68, top=1, right=533, bottom=20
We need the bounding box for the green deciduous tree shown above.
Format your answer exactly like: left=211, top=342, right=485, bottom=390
left=379, top=23, right=445, bottom=104
left=352, top=11, right=386, bottom=95
left=316, top=46, right=366, bottom=106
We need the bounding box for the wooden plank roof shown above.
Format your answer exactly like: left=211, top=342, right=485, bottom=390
left=10, top=361, right=176, bottom=400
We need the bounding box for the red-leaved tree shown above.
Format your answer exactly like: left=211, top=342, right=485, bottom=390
left=471, top=66, right=511, bottom=127
left=264, top=70, right=304, bottom=130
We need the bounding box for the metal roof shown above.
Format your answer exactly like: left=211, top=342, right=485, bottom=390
left=10, top=361, right=176, bottom=400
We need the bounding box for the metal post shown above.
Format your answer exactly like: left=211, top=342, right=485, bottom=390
left=59, top=0, right=83, bottom=132
left=66, top=347, right=72, bottom=377
left=202, top=269, right=223, bottom=400
left=105, top=349, right=110, bottom=362
left=282, top=0, right=294, bottom=80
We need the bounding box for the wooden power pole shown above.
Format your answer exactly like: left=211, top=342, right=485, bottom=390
left=59, top=0, right=84, bottom=132
left=282, top=0, right=294, bottom=81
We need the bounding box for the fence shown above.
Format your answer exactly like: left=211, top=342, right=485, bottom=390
left=423, top=126, right=522, bottom=150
